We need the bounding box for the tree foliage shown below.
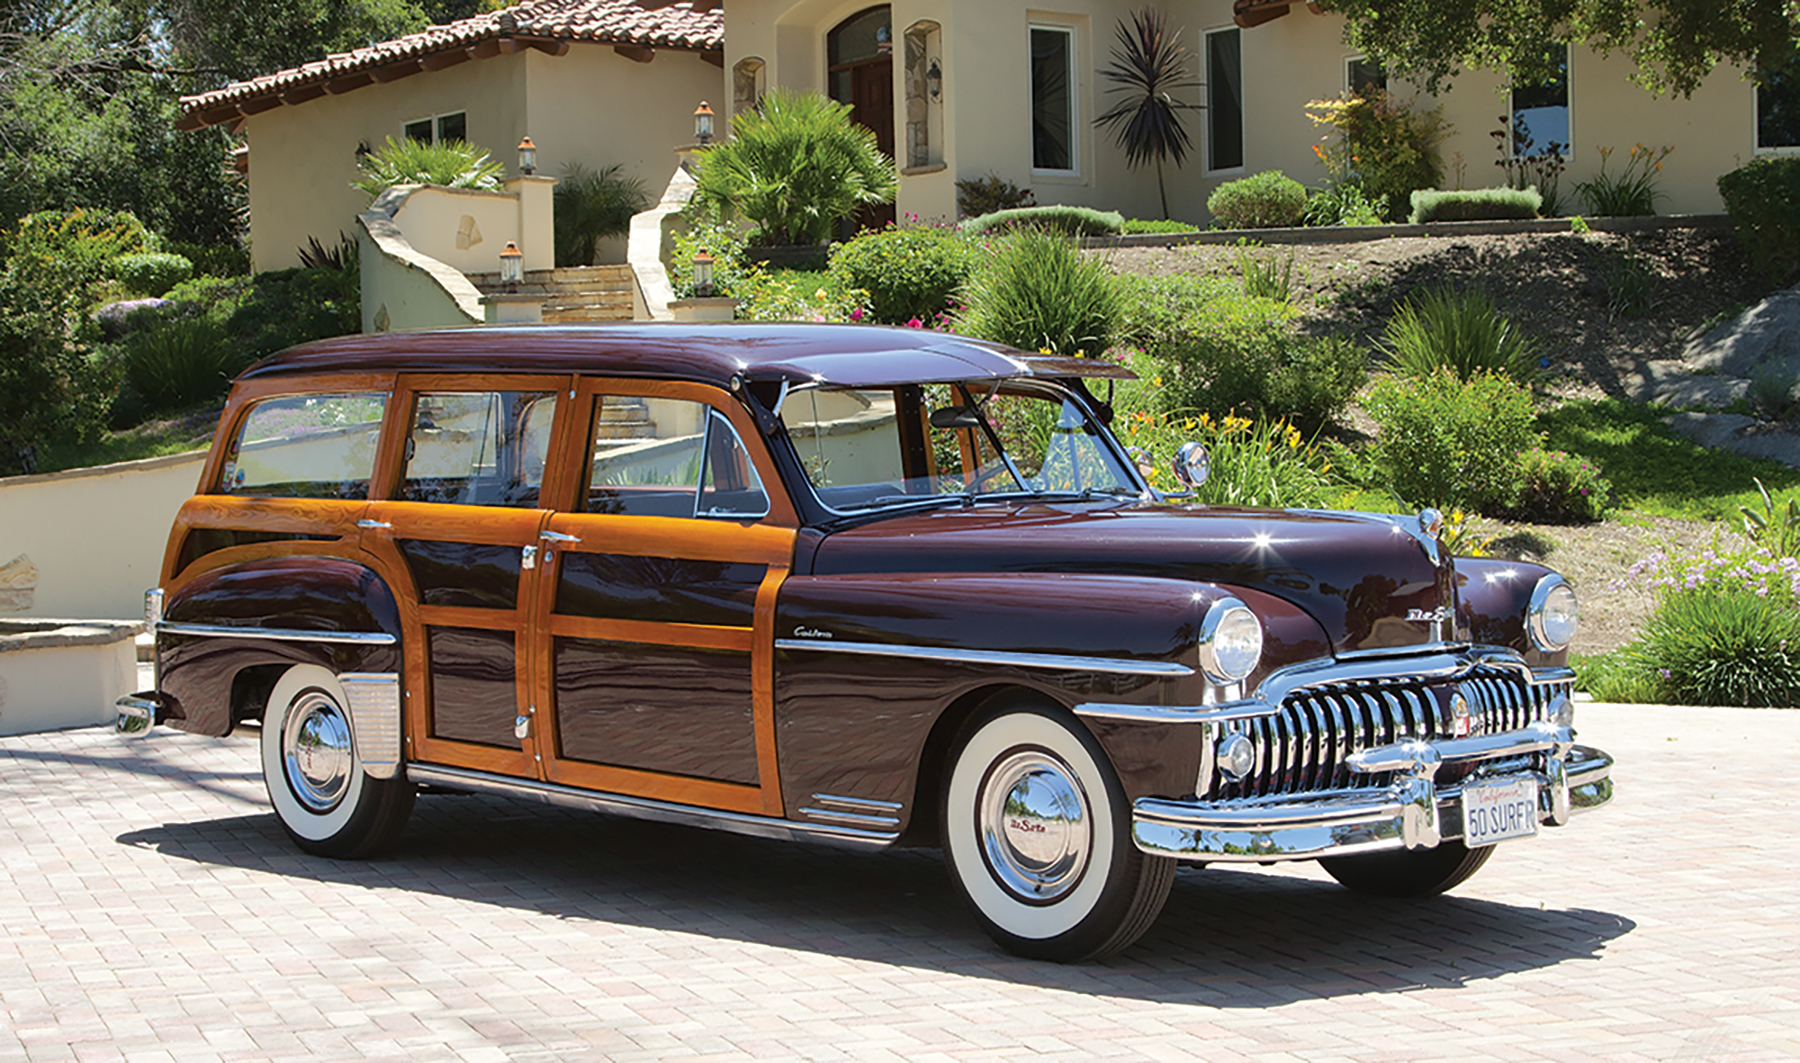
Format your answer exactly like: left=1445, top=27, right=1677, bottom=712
left=1317, top=0, right=1800, bottom=98
left=1094, top=7, right=1198, bottom=219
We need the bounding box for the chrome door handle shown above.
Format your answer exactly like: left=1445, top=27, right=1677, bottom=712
left=539, top=530, right=581, bottom=543
left=356, top=519, right=392, bottom=529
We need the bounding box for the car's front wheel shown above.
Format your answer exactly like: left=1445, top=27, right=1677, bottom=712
left=1318, top=840, right=1494, bottom=898
left=941, top=696, right=1174, bottom=962
left=260, top=664, right=415, bottom=858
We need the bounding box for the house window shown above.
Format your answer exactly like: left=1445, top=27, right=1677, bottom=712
left=733, top=57, right=765, bottom=121
left=1347, top=56, right=1387, bottom=97
left=404, top=111, right=467, bottom=145
left=1206, top=28, right=1243, bottom=172
left=1030, top=25, right=1076, bottom=172
left=1509, top=45, right=1569, bottom=156
left=1757, top=53, right=1800, bottom=152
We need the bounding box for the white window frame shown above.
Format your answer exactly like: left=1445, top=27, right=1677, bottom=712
left=1753, top=57, right=1800, bottom=155
left=402, top=111, right=467, bottom=145
left=1203, top=26, right=1244, bottom=177
left=1028, top=21, right=1079, bottom=178
left=1505, top=44, right=1573, bottom=158
left=1344, top=54, right=1387, bottom=96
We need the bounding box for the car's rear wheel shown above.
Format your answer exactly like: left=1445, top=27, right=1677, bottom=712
left=260, top=664, right=414, bottom=858
left=1318, top=840, right=1494, bottom=898
left=941, top=696, right=1174, bottom=962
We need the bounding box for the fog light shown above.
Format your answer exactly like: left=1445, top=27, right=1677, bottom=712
left=1217, top=732, right=1255, bottom=782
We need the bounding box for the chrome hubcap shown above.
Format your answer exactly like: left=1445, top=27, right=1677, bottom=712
left=283, top=691, right=353, bottom=813
left=979, top=750, right=1092, bottom=902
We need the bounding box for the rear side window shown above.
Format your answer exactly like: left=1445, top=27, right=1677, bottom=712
left=400, top=390, right=558, bottom=507
left=220, top=393, right=387, bottom=499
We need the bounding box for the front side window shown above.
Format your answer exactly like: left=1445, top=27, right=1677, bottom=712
left=1207, top=28, right=1243, bottom=171
left=403, top=111, right=467, bottom=145
left=780, top=382, right=1137, bottom=513
left=1758, top=53, right=1800, bottom=152
left=400, top=390, right=557, bottom=508
left=1031, top=25, right=1076, bottom=171
left=584, top=397, right=769, bottom=519
left=219, top=393, right=387, bottom=499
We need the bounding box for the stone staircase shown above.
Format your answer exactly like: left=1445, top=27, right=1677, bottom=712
left=468, top=265, right=636, bottom=323
left=594, top=397, right=656, bottom=440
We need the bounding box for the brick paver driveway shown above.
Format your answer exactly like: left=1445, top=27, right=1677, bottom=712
left=3, top=703, right=1797, bottom=1062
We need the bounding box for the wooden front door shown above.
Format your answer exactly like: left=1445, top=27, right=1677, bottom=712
left=829, top=6, right=896, bottom=235
left=525, top=379, right=796, bottom=816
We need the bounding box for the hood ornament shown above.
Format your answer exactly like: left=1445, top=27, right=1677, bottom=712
left=1418, top=508, right=1443, bottom=539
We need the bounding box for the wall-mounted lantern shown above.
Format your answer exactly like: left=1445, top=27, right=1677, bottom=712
left=694, top=101, right=715, bottom=145
left=692, top=251, right=716, bottom=297
left=500, top=241, right=524, bottom=292
left=517, top=136, right=537, bottom=176
left=927, top=58, right=943, bottom=101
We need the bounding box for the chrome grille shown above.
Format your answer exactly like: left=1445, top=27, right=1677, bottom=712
left=1214, top=668, right=1564, bottom=799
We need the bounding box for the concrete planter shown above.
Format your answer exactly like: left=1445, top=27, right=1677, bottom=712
left=0, top=620, right=142, bottom=736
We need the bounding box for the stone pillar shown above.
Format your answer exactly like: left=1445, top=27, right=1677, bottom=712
left=481, top=293, right=545, bottom=324
left=504, top=175, right=559, bottom=274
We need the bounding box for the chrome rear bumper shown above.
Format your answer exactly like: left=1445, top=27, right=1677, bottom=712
left=1132, top=722, right=1613, bottom=863
left=116, top=692, right=162, bottom=737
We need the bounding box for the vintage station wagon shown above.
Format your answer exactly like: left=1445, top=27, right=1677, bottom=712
left=118, top=323, right=1613, bottom=962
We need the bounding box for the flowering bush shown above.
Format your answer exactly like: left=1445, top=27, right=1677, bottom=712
left=1613, top=540, right=1800, bottom=604
left=1619, top=589, right=1800, bottom=707
left=1306, top=91, right=1450, bottom=222
left=1512, top=447, right=1611, bottom=523
left=1363, top=369, right=1538, bottom=515
left=827, top=221, right=972, bottom=324
left=1116, top=408, right=1339, bottom=509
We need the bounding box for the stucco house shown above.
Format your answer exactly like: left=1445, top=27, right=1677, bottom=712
left=178, top=0, right=725, bottom=274
left=725, top=0, right=1798, bottom=224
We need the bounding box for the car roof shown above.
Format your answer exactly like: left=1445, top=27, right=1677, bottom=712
left=239, top=323, right=1136, bottom=389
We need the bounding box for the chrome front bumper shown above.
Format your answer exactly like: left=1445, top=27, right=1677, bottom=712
left=1132, top=722, right=1614, bottom=863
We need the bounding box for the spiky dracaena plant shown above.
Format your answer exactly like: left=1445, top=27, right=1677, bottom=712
left=351, top=136, right=503, bottom=199
left=1094, top=7, right=1199, bottom=219
left=690, top=89, right=897, bottom=247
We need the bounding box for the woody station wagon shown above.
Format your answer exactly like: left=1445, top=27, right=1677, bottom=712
left=117, top=323, right=1613, bottom=962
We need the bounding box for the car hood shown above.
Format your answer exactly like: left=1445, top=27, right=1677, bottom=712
left=807, top=501, right=1458, bottom=656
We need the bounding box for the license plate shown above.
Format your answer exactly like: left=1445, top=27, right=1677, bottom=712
left=1462, top=778, right=1539, bottom=847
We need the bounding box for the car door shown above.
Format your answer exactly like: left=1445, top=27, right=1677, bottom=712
left=358, top=374, right=575, bottom=778
left=527, top=378, right=796, bottom=816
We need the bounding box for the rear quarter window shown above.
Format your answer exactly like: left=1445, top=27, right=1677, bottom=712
left=219, top=393, right=387, bottom=499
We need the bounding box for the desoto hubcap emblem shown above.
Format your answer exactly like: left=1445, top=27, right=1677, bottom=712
left=284, top=692, right=353, bottom=813
left=980, top=750, right=1092, bottom=902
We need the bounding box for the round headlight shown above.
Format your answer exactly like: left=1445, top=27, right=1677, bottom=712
left=1200, top=597, right=1264, bottom=683
left=1528, top=575, right=1579, bottom=652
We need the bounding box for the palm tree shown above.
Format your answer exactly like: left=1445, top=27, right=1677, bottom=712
left=1095, top=8, right=1199, bottom=219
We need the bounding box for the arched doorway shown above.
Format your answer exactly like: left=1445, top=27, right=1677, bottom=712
left=828, top=6, right=895, bottom=233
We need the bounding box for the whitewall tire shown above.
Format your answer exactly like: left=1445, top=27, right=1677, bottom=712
left=942, top=696, right=1174, bottom=962
left=261, top=664, right=414, bottom=858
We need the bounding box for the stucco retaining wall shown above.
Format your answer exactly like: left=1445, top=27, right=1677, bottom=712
left=0, top=620, right=141, bottom=735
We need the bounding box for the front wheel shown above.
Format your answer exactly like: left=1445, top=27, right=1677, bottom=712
left=941, top=697, right=1174, bottom=962
left=1318, top=840, right=1494, bottom=898
left=260, top=664, right=415, bottom=858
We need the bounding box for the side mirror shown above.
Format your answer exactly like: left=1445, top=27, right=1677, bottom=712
left=1172, top=441, right=1210, bottom=489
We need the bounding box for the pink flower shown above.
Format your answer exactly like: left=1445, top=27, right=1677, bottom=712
left=906, top=317, right=923, bottom=328
left=849, top=306, right=865, bottom=322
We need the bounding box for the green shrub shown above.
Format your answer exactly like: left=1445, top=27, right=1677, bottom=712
left=1407, top=186, right=1541, bottom=223
left=351, top=136, right=503, bottom=199
left=162, top=274, right=252, bottom=328
left=115, top=317, right=239, bottom=415
left=1739, top=477, right=1800, bottom=558
left=1377, top=285, right=1542, bottom=383
left=1571, top=650, right=1666, bottom=703
left=1114, top=408, right=1339, bottom=508
left=1304, top=184, right=1384, bottom=227
left=1234, top=241, right=1293, bottom=301
left=113, top=252, right=194, bottom=296
left=670, top=214, right=752, bottom=298
left=827, top=225, right=973, bottom=324
left=1574, top=144, right=1672, bottom=217
left=225, top=267, right=360, bottom=364
left=165, top=241, right=250, bottom=278
left=1364, top=369, right=1539, bottom=514
left=1626, top=589, right=1800, bottom=707
left=957, top=227, right=1118, bottom=357
left=692, top=89, right=897, bottom=246
left=728, top=268, right=867, bottom=322
left=1122, top=218, right=1200, bottom=234
left=1306, top=91, right=1450, bottom=221
left=554, top=163, right=649, bottom=267
left=956, top=172, right=1036, bottom=218
left=1717, top=155, right=1800, bottom=284
left=1114, top=274, right=1362, bottom=434
left=8, top=209, right=155, bottom=286
left=1511, top=447, right=1611, bottom=523
left=1207, top=171, right=1307, bottom=229
left=959, top=205, right=1125, bottom=238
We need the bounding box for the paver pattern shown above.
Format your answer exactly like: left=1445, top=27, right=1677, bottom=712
left=3, top=703, right=1797, bottom=1062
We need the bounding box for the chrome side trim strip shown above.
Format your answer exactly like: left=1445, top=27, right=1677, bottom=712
left=774, top=638, right=1194, bottom=677
left=1075, top=702, right=1271, bottom=725
left=157, top=621, right=397, bottom=646
left=338, top=673, right=401, bottom=780
left=808, top=792, right=903, bottom=811
left=407, top=764, right=900, bottom=850
left=797, top=807, right=902, bottom=827
left=799, top=792, right=904, bottom=827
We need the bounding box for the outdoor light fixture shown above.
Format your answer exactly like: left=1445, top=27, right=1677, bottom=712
left=692, top=251, right=715, bottom=297
left=927, top=58, right=942, bottom=100
left=355, top=140, right=372, bottom=164
left=500, top=241, right=523, bottom=292
left=517, top=135, right=537, bottom=176
left=694, top=101, right=715, bottom=145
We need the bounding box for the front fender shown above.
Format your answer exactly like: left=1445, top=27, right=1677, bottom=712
left=1454, top=557, right=1567, bottom=667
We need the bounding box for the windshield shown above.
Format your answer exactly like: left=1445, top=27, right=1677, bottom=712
left=778, top=381, right=1141, bottom=513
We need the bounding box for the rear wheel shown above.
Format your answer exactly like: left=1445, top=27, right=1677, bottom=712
left=1318, top=840, right=1494, bottom=898
left=260, top=664, right=414, bottom=858
left=941, top=697, right=1174, bottom=962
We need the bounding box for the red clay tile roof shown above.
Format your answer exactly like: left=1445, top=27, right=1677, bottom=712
left=177, top=0, right=723, bottom=130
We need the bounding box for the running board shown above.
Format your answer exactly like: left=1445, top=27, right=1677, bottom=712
left=406, top=763, right=901, bottom=851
